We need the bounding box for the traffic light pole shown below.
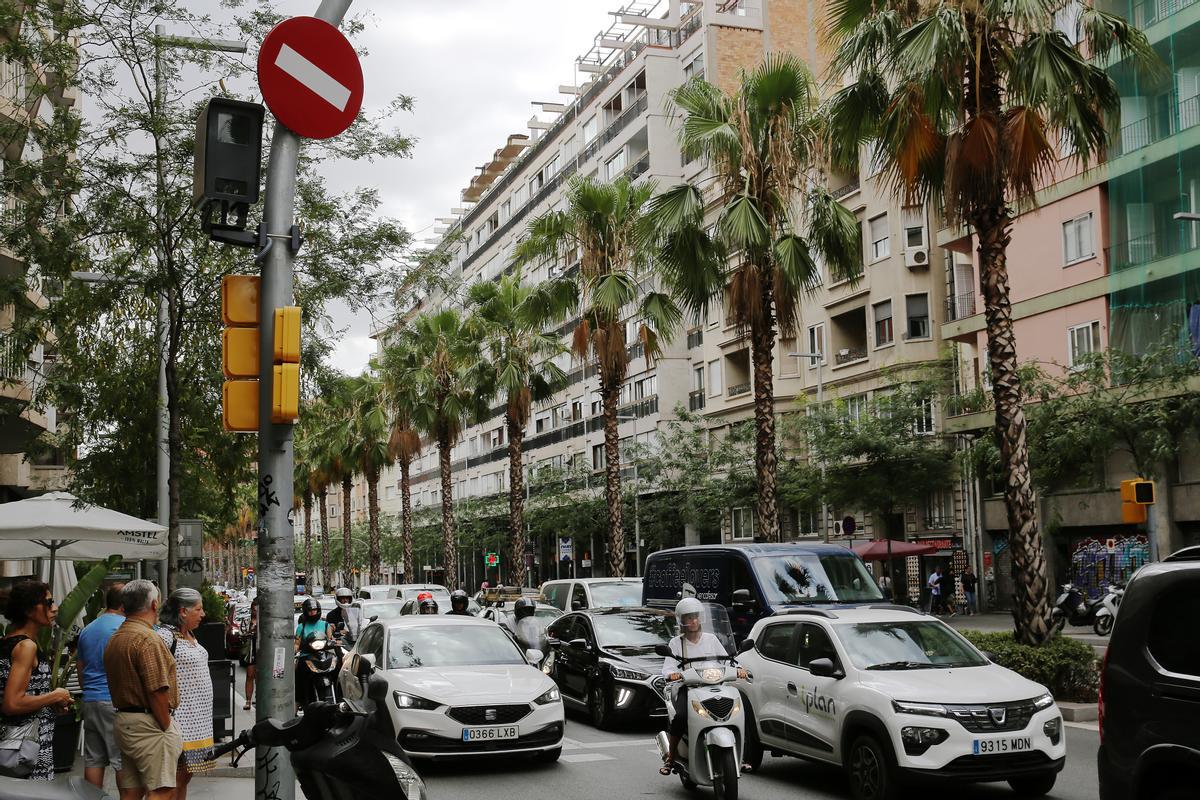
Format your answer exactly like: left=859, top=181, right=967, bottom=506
left=255, top=4, right=352, bottom=800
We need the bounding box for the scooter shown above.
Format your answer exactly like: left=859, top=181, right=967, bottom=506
left=1093, top=582, right=1125, bottom=636
left=298, top=630, right=339, bottom=704
left=1051, top=583, right=1103, bottom=633
left=215, top=674, right=427, bottom=800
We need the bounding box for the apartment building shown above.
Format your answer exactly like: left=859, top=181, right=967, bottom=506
left=0, top=44, right=70, bottom=508
left=941, top=0, right=1200, bottom=604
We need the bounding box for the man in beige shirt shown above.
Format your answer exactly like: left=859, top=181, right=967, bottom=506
left=104, top=580, right=182, bottom=800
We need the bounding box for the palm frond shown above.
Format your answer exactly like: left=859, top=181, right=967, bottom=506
left=719, top=193, right=771, bottom=251
left=822, top=72, right=889, bottom=172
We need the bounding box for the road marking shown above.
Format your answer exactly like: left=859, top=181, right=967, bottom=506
left=1064, top=720, right=1099, bottom=732
left=560, top=753, right=616, bottom=763
left=274, top=44, right=352, bottom=111
left=563, top=736, right=658, bottom=750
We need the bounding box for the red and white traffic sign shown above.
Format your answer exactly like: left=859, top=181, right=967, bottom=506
left=257, top=16, right=363, bottom=140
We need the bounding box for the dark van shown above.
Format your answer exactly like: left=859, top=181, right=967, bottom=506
left=642, top=543, right=883, bottom=640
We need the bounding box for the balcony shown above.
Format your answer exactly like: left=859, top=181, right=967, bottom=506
left=625, top=152, right=650, bottom=181
left=0, top=333, right=22, bottom=381
left=945, top=291, right=977, bottom=322
left=1105, top=228, right=1200, bottom=271
left=831, top=179, right=861, bottom=200
left=689, top=390, right=706, bottom=411
left=1112, top=93, right=1200, bottom=159
left=0, top=59, right=25, bottom=108
left=727, top=382, right=751, bottom=398
left=833, top=347, right=868, bottom=365
left=1109, top=0, right=1199, bottom=30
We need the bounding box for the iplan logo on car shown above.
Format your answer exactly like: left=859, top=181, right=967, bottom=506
left=799, top=685, right=836, bottom=719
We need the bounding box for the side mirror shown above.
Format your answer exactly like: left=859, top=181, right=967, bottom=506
left=571, top=601, right=584, bottom=611
left=526, top=649, right=544, bottom=664
left=369, top=615, right=379, bottom=623
left=737, top=638, right=756, bottom=654
left=654, top=644, right=672, bottom=658
left=358, top=652, right=377, bottom=675
left=732, top=589, right=757, bottom=609
left=808, top=657, right=843, bottom=679
left=546, top=637, right=562, bottom=649
left=567, top=638, right=590, bottom=650
left=366, top=671, right=389, bottom=703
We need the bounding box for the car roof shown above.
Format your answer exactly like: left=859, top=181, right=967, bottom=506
left=385, top=614, right=495, bottom=628
left=649, top=542, right=856, bottom=558
left=758, top=605, right=935, bottom=626
left=542, top=578, right=642, bottom=585
left=572, top=606, right=670, bottom=617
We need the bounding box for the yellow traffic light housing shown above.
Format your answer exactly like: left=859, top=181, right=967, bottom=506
left=274, top=307, right=301, bottom=363
left=272, top=363, right=300, bottom=423
left=1120, top=479, right=1155, bottom=505
left=221, top=275, right=260, bottom=325
left=222, top=327, right=259, bottom=378
left=222, top=380, right=258, bottom=432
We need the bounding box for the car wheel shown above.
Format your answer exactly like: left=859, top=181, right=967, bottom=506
left=588, top=683, right=612, bottom=730
left=1094, top=615, right=1114, bottom=636
left=678, top=771, right=697, bottom=791
left=711, top=747, right=738, bottom=800
left=536, top=747, right=561, bottom=764
left=1008, top=773, right=1056, bottom=797
left=846, top=734, right=899, bottom=800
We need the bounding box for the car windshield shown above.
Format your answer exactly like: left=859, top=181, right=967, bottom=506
left=363, top=602, right=406, bottom=620
left=588, top=582, right=643, bottom=608
left=753, top=555, right=883, bottom=604
left=591, top=613, right=676, bottom=652
left=500, top=608, right=560, bottom=627
left=386, top=625, right=526, bottom=669
left=835, top=621, right=988, bottom=670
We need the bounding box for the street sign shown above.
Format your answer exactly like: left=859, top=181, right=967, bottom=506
left=485, top=552, right=499, bottom=567
left=842, top=516, right=856, bottom=537
left=256, top=16, right=364, bottom=140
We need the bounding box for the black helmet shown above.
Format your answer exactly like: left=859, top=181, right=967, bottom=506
left=302, top=597, right=321, bottom=617
left=513, top=597, right=536, bottom=620
left=450, top=589, right=469, bottom=613
left=419, top=597, right=439, bottom=615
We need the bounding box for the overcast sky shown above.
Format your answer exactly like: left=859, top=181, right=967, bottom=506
left=309, top=0, right=619, bottom=375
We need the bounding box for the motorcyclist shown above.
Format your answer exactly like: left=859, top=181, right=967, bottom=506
left=511, top=597, right=546, bottom=653
left=418, top=596, right=439, bottom=615
left=659, top=597, right=747, bottom=776
left=447, top=589, right=472, bottom=616
left=325, top=587, right=363, bottom=645
left=295, top=597, right=332, bottom=706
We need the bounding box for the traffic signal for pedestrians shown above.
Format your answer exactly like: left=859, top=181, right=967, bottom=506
left=222, top=275, right=260, bottom=432
left=1120, top=479, right=1155, bottom=505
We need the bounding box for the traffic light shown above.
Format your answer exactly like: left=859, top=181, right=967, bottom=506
left=222, top=276, right=260, bottom=432
left=1121, top=479, right=1155, bottom=505
left=271, top=307, right=301, bottom=423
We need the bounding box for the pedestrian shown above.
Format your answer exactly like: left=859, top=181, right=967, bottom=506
left=926, top=567, right=943, bottom=614
left=961, top=566, right=979, bottom=615
left=941, top=568, right=957, bottom=616
left=0, top=581, right=73, bottom=780
left=878, top=573, right=893, bottom=602
left=242, top=599, right=257, bottom=711
left=156, top=589, right=213, bottom=800
left=76, top=582, right=127, bottom=788
left=104, top=579, right=182, bottom=800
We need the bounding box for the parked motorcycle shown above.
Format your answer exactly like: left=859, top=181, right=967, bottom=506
left=1093, top=582, right=1125, bottom=636
left=214, top=676, right=427, bottom=800
left=654, top=604, right=747, bottom=800
left=1051, top=583, right=1104, bottom=633
left=298, top=630, right=339, bottom=704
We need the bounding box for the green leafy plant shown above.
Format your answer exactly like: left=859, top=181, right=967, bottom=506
left=200, top=583, right=227, bottom=625
left=960, top=631, right=1098, bottom=702
left=38, top=555, right=122, bottom=691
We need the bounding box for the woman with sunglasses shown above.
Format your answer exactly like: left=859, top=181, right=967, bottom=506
left=0, top=581, right=73, bottom=779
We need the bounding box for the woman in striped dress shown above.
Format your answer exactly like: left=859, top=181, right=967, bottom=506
left=157, top=589, right=214, bottom=800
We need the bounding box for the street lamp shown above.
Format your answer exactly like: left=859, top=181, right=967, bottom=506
left=617, top=412, right=641, bottom=577
left=789, top=351, right=828, bottom=544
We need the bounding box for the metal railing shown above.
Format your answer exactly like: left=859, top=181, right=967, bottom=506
left=689, top=390, right=706, bottom=411
left=1114, top=94, right=1200, bottom=158
left=1105, top=228, right=1200, bottom=271
left=945, top=291, right=976, bottom=321
left=832, top=179, right=861, bottom=200
left=727, top=382, right=751, bottom=397
left=625, top=152, right=650, bottom=181
left=0, top=333, right=23, bottom=381
left=0, top=59, right=24, bottom=106
left=1120, top=0, right=1199, bottom=28
left=834, top=347, right=868, bottom=365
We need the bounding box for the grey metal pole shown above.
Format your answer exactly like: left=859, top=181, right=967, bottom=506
left=255, top=7, right=352, bottom=800
left=816, top=359, right=827, bottom=544
left=153, top=25, right=170, bottom=588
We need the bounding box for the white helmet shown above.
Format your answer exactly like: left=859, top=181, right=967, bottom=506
left=675, top=597, right=703, bottom=621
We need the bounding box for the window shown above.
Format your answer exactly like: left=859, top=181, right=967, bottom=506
left=571, top=584, right=589, bottom=610
left=755, top=623, right=796, bottom=662
left=731, top=507, right=754, bottom=540
left=1062, top=212, right=1095, bottom=264
left=535, top=412, right=550, bottom=434
left=873, top=300, right=894, bottom=346
left=780, top=337, right=799, bottom=375
left=914, top=395, right=935, bottom=434
left=500, top=200, right=511, bottom=222
left=844, top=394, right=868, bottom=423
left=1068, top=321, right=1101, bottom=368
left=796, top=623, right=840, bottom=670
left=583, top=116, right=599, bottom=145
left=867, top=140, right=886, bottom=177
left=807, top=324, right=826, bottom=366
left=1053, top=0, right=1083, bottom=45
left=570, top=399, right=583, bottom=421
left=605, top=149, right=627, bottom=180
left=693, top=365, right=705, bottom=393
left=869, top=214, right=890, bottom=261
left=545, top=155, right=560, bottom=179
left=905, top=294, right=930, bottom=339
left=590, top=390, right=603, bottom=417
left=902, top=205, right=926, bottom=249
left=797, top=506, right=821, bottom=536
left=683, top=53, right=705, bottom=81
left=708, top=359, right=721, bottom=397
left=1148, top=581, right=1200, bottom=676
left=925, top=490, right=954, bottom=529
left=592, top=443, right=606, bottom=471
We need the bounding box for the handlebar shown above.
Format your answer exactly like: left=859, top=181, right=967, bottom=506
left=212, top=731, right=251, bottom=759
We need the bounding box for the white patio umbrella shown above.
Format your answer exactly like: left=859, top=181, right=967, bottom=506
left=0, top=492, right=167, bottom=575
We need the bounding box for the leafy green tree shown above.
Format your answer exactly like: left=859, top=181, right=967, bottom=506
left=823, top=0, right=1155, bottom=643
left=467, top=273, right=571, bottom=588
left=513, top=176, right=680, bottom=577
left=650, top=54, right=861, bottom=544
left=378, top=344, right=423, bottom=584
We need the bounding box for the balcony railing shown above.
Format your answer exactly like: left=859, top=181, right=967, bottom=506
left=831, top=179, right=861, bottom=200
left=689, top=390, right=706, bottom=411
left=0, top=59, right=25, bottom=106
left=625, top=152, right=650, bottom=181
left=727, top=382, right=751, bottom=397
left=945, top=291, right=977, bottom=322
left=1120, top=0, right=1199, bottom=28
left=1105, top=228, right=1200, bottom=271
left=833, top=347, right=868, bottom=365
left=686, top=328, right=704, bottom=348
left=1113, top=93, right=1200, bottom=158
left=0, top=333, right=23, bottom=381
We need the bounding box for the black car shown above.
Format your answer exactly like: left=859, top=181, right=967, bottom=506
left=1097, top=546, right=1200, bottom=800
left=546, top=608, right=676, bottom=729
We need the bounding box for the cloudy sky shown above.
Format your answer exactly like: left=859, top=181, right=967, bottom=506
left=303, top=0, right=619, bottom=374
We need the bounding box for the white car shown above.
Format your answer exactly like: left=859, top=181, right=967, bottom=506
left=338, top=615, right=564, bottom=762
left=737, top=607, right=1065, bottom=800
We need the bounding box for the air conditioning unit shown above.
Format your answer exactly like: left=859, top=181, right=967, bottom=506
left=904, top=248, right=929, bottom=269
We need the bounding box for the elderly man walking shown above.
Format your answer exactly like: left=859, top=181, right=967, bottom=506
left=76, top=582, right=126, bottom=788
left=103, top=580, right=182, bottom=800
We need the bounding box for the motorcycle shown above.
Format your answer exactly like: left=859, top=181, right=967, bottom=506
left=1051, top=583, right=1103, bottom=633
left=214, top=670, right=428, bottom=800
left=1093, top=582, right=1125, bottom=636
left=654, top=603, right=747, bottom=800
left=298, top=630, right=339, bottom=705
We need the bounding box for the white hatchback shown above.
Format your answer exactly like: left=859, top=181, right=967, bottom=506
left=737, top=607, right=1065, bottom=800
left=338, top=615, right=564, bottom=762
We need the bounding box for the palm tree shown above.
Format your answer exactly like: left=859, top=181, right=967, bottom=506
left=379, top=338, right=424, bottom=585
left=294, top=420, right=316, bottom=577
left=325, top=382, right=359, bottom=587
left=349, top=373, right=393, bottom=584
left=650, top=54, right=861, bottom=544
left=513, top=176, right=678, bottom=578
left=467, top=273, right=572, bottom=588
left=823, top=0, right=1154, bottom=644
left=305, top=398, right=337, bottom=592
left=405, top=309, right=486, bottom=586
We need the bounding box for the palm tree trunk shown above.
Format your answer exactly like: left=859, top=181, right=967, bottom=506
left=506, top=413, right=527, bottom=588
left=368, top=465, right=382, bottom=584
left=751, top=306, right=781, bottom=542
left=303, top=489, right=313, bottom=575
left=975, top=213, right=1052, bottom=645
left=400, top=458, right=414, bottom=583
left=319, top=488, right=331, bottom=592
left=341, top=474, right=353, bottom=585
left=600, top=379, right=625, bottom=578
left=438, top=435, right=457, bottom=586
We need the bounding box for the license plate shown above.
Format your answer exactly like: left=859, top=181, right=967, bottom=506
left=462, top=725, right=519, bottom=742
left=973, top=736, right=1032, bottom=755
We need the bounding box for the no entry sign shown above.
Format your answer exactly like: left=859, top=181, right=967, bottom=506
left=257, top=16, right=363, bottom=140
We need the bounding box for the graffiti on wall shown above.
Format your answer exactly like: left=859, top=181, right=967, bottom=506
left=1068, top=536, right=1150, bottom=598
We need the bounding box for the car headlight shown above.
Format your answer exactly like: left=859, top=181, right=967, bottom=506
left=1032, top=693, right=1055, bottom=710
left=608, top=662, right=650, bottom=681
left=384, top=752, right=428, bottom=800
left=393, top=691, right=440, bottom=710
left=541, top=651, right=555, bottom=675
left=892, top=700, right=948, bottom=717
left=534, top=686, right=561, bottom=705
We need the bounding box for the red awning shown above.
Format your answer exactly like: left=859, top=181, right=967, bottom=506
left=852, top=539, right=939, bottom=561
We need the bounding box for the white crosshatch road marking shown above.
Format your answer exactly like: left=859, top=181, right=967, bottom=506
left=274, top=43, right=351, bottom=111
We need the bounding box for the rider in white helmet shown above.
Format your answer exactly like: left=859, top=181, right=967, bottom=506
left=659, top=597, right=747, bottom=775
